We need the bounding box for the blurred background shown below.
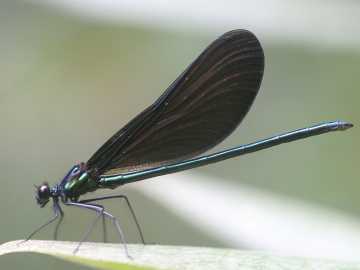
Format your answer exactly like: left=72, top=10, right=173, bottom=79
left=0, top=0, right=359, bottom=269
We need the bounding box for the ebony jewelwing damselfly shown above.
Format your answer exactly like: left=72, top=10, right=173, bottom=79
left=26, top=30, right=353, bottom=256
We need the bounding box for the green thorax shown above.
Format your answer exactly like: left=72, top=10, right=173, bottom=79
left=63, top=172, right=99, bottom=201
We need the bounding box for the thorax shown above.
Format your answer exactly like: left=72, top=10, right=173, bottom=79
left=59, top=163, right=99, bottom=201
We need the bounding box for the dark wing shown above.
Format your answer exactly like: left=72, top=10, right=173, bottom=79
left=86, top=29, right=264, bottom=176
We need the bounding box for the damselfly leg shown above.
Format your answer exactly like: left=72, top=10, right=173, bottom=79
left=22, top=201, right=62, bottom=244
left=79, top=194, right=145, bottom=244
left=53, top=205, right=64, bottom=240
left=65, top=201, right=131, bottom=258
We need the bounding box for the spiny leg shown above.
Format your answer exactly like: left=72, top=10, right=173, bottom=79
left=92, top=205, right=130, bottom=258
left=102, top=209, right=130, bottom=258
left=102, top=214, right=108, bottom=243
left=53, top=204, right=64, bottom=240
left=64, top=202, right=104, bottom=254
left=21, top=201, right=60, bottom=244
left=80, top=194, right=145, bottom=244
left=65, top=202, right=131, bottom=258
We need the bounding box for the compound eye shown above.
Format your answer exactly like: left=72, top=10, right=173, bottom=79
left=38, top=184, right=50, bottom=199
left=35, top=183, right=51, bottom=207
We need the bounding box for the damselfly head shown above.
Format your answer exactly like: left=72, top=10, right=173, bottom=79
left=35, top=182, right=51, bottom=208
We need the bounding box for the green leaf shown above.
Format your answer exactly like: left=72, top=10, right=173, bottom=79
left=0, top=240, right=359, bottom=270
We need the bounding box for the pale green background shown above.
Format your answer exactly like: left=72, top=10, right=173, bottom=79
left=0, top=1, right=359, bottom=269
